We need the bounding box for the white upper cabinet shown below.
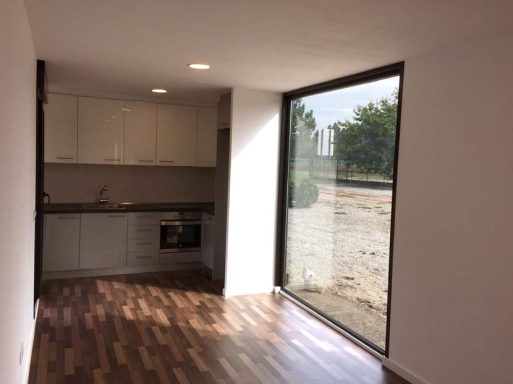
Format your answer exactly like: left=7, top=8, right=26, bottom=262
left=44, top=94, right=213, bottom=167
left=157, top=104, right=197, bottom=166
left=44, top=94, right=78, bottom=163
left=124, top=101, right=157, bottom=166
left=196, top=107, right=218, bottom=167
left=78, top=97, right=125, bottom=165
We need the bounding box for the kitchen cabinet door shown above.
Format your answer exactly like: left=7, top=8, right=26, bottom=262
left=79, top=213, right=128, bottom=269
left=201, top=212, right=215, bottom=270
left=43, top=214, right=80, bottom=271
left=78, top=97, right=125, bottom=165
left=44, top=94, right=78, bottom=163
left=124, top=101, right=157, bottom=165
left=196, top=107, right=217, bottom=167
left=157, top=104, right=197, bottom=166
left=127, top=251, right=159, bottom=266
left=128, top=212, right=161, bottom=226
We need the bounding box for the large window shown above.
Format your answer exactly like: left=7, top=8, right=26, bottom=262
left=278, top=63, right=403, bottom=354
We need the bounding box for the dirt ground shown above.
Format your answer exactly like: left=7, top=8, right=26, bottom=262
left=285, top=183, right=392, bottom=349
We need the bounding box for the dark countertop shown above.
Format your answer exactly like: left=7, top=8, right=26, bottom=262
left=44, top=202, right=215, bottom=215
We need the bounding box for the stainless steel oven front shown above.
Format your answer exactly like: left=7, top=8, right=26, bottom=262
left=160, top=212, right=202, bottom=253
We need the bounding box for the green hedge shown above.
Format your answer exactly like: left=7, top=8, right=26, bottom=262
left=288, top=179, right=319, bottom=208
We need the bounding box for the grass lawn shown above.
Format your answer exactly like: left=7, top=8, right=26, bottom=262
left=289, top=170, right=310, bottom=183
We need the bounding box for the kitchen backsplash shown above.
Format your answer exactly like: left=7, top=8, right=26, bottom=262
left=45, top=163, right=215, bottom=203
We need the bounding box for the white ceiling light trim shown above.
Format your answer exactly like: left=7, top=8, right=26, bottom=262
left=188, top=63, right=210, bottom=70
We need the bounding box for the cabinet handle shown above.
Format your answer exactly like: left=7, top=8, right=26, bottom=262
left=138, top=159, right=154, bottom=163
left=108, top=215, right=125, bottom=218
left=56, top=156, right=74, bottom=160
left=135, top=255, right=152, bottom=259
left=135, top=241, right=152, bottom=245
left=105, top=158, right=121, bottom=162
left=159, top=160, right=174, bottom=164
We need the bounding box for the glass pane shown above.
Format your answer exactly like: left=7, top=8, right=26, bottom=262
left=284, top=76, right=400, bottom=350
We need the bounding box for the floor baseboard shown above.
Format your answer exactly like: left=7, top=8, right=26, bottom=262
left=382, top=357, right=429, bottom=384
left=42, top=262, right=202, bottom=280
left=24, top=298, right=39, bottom=384
left=223, top=286, right=275, bottom=297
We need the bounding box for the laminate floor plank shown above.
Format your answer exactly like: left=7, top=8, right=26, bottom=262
left=29, top=270, right=409, bottom=384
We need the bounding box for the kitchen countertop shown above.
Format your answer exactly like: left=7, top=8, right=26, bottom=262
left=44, top=202, right=215, bottom=215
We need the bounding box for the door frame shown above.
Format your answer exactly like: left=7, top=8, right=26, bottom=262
left=275, top=62, right=405, bottom=356
left=34, top=59, right=46, bottom=316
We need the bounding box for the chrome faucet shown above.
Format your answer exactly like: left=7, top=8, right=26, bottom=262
left=99, top=185, right=109, bottom=204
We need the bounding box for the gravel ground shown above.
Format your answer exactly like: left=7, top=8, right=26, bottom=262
left=285, top=183, right=392, bottom=348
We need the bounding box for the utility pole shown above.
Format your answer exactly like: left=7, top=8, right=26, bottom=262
left=319, top=129, right=324, bottom=180
left=327, top=125, right=333, bottom=179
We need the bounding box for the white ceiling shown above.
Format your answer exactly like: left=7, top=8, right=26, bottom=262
left=24, top=0, right=512, bottom=103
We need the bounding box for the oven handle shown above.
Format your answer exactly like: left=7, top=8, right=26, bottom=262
left=161, top=220, right=202, bottom=226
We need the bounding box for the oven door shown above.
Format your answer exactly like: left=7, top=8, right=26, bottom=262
left=160, top=220, right=202, bottom=253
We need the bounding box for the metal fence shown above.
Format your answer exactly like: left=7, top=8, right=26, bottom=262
left=290, top=158, right=393, bottom=184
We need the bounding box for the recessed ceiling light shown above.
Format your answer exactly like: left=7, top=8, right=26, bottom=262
left=188, top=63, right=210, bottom=70
left=152, top=88, right=167, bottom=94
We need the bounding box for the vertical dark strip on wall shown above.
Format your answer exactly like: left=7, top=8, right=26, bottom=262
left=275, top=97, right=291, bottom=287
left=34, top=59, right=46, bottom=316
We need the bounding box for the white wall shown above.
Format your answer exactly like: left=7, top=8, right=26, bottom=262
left=0, top=0, right=36, bottom=383
left=45, top=164, right=215, bottom=203
left=388, top=30, right=513, bottom=384
left=224, top=88, right=281, bottom=296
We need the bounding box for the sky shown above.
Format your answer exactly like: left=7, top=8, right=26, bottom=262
left=300, top=76, right=399, bottom=155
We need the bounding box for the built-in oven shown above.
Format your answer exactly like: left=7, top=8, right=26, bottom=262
left=160, top=212, right=202, bottom=253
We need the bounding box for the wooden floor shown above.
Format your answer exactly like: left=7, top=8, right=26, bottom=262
left=29, top=270, right=408, bottom=384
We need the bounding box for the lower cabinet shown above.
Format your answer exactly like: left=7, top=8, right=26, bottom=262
left=127, top=238, right=159, bottom=253
left=80, top=213, right=128, bottom=269
left=160, top=252, right=201, bottom=264
left=43, top=210, right=209, bottom=274
left=43, top=214, right=80, bottom=272
left=127, top=213, right=160, bottom=266
left=127, top=251, right=159, bottom=266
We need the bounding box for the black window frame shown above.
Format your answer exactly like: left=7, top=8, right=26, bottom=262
left=275, top=62, right=405, bottom=356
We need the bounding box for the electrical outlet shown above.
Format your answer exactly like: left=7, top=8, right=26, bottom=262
left=19, top=343, right=24, bottom=366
